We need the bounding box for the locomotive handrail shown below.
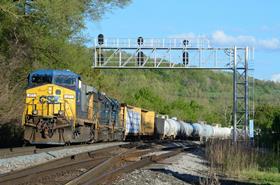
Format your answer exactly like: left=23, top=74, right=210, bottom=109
left=64, top=99, right=76, bottom=128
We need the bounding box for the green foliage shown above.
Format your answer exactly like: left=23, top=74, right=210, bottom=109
left=0, top=0, right=130, bottom=124
left=255, top=104, right=280, bottom=130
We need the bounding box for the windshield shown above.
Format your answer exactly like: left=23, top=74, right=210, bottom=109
left=54, top=75, right=76, bottom=87
left=31, top=74, right=52, bottom=85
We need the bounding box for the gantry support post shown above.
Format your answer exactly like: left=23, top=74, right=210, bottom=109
left=244, top=47, right=249, bottom=138
left=233, top=46, right=237, bottom=142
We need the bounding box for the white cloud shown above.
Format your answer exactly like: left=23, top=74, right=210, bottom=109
left=170, top=30, right=280, bottom=51
left=271, top=74, right=280, bottom=82
left=259, top=38, right=280, bottom=50
left=212, top=30, right=256, bottom=46
left=212, top=30, right=235, bottom=44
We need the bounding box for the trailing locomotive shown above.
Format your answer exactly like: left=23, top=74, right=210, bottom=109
left=23, top=69, right=233, bottom=145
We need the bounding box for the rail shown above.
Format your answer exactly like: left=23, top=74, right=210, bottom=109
left=0, top=141, right=197, bottom=185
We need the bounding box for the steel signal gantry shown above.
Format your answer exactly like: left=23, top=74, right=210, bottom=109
left=92, top=35, right=254, bottom=142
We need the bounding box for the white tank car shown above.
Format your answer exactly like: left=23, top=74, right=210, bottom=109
left=155, top=117, right=180, bottom=139
left=192, top=123, right=203, bottom=137
left=166, top=118, right=181, bottom=138
left=192, top=123, right=214, bottom=139
left=178, top=121, right=193, bottom=138
left=202, top=124, right=214, bottom=138
left=212, top=127, right=232, bottom=138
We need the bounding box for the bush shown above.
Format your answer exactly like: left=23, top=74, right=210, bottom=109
left=0, top=121, right=24, bottom=148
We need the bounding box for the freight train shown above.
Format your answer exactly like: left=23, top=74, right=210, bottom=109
left=22, top=69, right=233, bottom=145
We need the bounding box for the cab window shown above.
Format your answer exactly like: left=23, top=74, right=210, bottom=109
left=30, top=74, right=52, bottom=86
left=54, top=75, right=76, bottom=87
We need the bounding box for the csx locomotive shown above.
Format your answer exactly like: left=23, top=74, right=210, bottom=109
left=23, top=69, right=126, bottom=144
left=23, top=69, right=233, bottom=145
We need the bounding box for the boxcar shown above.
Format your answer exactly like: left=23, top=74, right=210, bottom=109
left=120, top=104, right=142, bottom=139
left=140, top=109, right=155, bottom=138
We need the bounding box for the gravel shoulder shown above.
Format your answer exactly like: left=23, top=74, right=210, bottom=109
left=113, top=146, right=257, bottom=185
left=113, top=146, right=209, bottom=185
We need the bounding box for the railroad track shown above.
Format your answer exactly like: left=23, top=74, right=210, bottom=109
left=0, top=141, right=197, bottom=185
left=0, top=146, right=37, bottom=159
left=0, top=143, right=106, bottom=159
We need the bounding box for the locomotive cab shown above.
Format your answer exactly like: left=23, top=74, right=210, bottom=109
left=23, top=69, right=124, bottom=145
left=23, top=70, right=80, bottom=144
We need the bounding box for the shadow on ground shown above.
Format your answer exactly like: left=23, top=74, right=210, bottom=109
left=0, top=121, right=24, bottom=148
left=150, top=168, right=257, bottom=185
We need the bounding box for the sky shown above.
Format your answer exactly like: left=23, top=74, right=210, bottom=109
left=86, top=0, right=280, bottom=81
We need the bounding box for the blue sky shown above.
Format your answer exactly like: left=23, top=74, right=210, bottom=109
left=86, top=0, right=280, bottom=81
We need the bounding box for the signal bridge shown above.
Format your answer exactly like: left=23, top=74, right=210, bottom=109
left=92, top=35, right=254, bottom=142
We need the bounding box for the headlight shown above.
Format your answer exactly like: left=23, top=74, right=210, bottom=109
left=64, top=94, right=74, bottom=99
left=27, top=93, right=36, bottom=98
left=48, top=87, right=53, bottom=94
left=32, top=110, right=38, bottom=115
left=58, top=110, right=64, bottom=116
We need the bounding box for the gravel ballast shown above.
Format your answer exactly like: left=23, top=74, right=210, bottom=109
left=113, top=147, right=209, bottom=185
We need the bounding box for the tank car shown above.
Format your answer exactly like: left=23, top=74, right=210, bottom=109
left=192, top=123, right=214, bottom=140
left=178, top=121, right=193, bottom=139
left=155, top=116, right=180, bottom=139
left=202, top=124, right=214, bottom=138
left=212, top=126, right=232, bottom=138
left=192, top=123, right=203, bottom=138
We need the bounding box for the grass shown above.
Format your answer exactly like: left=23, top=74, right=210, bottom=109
left=205, top=139, right=280, bottom=184
left=241, top=169, right=280, bottom=185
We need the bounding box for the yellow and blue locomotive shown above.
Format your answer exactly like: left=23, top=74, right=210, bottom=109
left=23, top=69, right=124, bottom=144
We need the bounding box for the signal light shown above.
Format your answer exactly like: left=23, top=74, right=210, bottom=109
left=183, top=40, right=189, bottom=46
left=98, top=34, right=104, bottom=45
left=137, top=51, right=144, bottom=66
left=137, top=37, right=144, bottom=46
left=183, top=51, right=189, bottom=65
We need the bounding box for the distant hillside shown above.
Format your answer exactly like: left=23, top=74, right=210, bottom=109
left=83, top=69, right=280, bottom=126
left=1, top=45, right=280, bottom=127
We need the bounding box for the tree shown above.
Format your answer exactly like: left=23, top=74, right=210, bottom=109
left=0, top=0, right=131, bottom=124
left=255, top=104, right=277, bottom=130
